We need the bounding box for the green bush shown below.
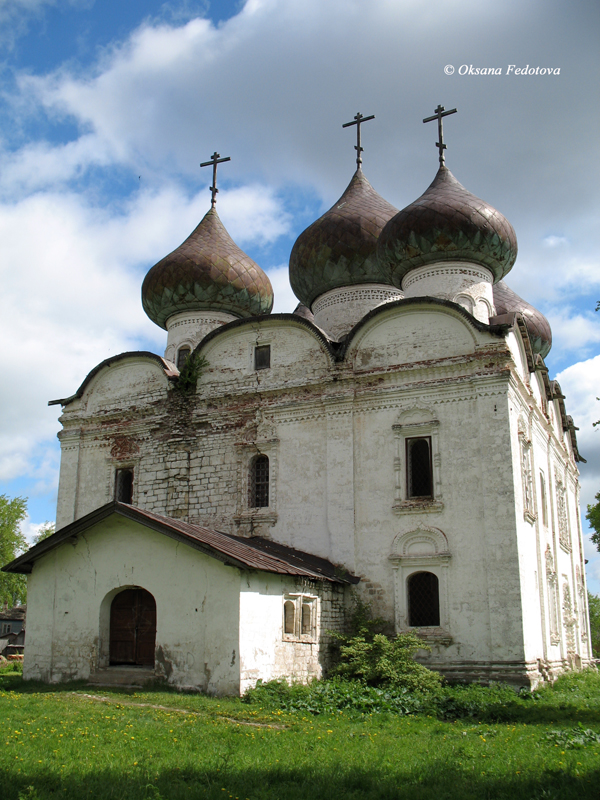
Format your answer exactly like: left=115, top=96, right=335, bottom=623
left=331, top=631, right=442, bottom=692
left=328, top=599, right=442, bottom=693
left=425, top=682, right=522, bottom=721
left=243, top=677, right=423, bottom=715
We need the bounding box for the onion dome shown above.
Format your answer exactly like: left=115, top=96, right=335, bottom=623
left=377, top=165, right=518, bottom=288
left=493, top=281, right=552, bottom=358
left=289, top=169, right=398, bottom=308
left=142, top=207, right=273, bottom=329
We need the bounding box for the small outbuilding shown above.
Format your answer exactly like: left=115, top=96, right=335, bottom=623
left=3, top=502, right=356, bottom=694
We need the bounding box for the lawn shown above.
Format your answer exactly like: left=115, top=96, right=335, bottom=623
left=1, top=666, right=599, bottom=800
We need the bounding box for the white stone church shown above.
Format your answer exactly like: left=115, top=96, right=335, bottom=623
left=3, top=114, right=592, bottom=693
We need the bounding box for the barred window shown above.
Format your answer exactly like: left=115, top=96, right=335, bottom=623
left=254, top=345, right=271, bottom=370
left=406, top=437, right=433, bottom=499
left=249, top=455, right=269, bottom=508
left=408, top=571, right=440, bottom=627
left=176, top=346, right=191, bottom=371
left=115, top=468, right=134, bottom=504
left=301, top=603, right=312, bottom=635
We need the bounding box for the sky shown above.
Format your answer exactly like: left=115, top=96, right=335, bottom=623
left=0, top=0, right=599, bottom=588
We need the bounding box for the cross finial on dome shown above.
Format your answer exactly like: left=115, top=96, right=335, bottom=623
left=342, top=112, right=375, bottom=168
left=200, top=151, right=231, bottom=208
left=423, top=105, right=457, bottom=165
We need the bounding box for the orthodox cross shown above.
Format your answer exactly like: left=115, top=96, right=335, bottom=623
left=342, top=112, right=375, bottom=168
left=200, top=151, right=231, bottom=208
left=423, top=105, right=457, bottom=165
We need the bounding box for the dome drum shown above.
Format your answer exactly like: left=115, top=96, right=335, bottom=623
left=402, top=261, right=495, bottom=323
left=312, top=283, right=404, bottom=340
left=164, top=310, right=237, bottom=364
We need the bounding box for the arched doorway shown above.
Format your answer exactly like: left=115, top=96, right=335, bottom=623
left=109, top=588, right=156, bottom=666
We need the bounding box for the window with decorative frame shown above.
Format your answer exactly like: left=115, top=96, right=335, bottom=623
left=392, top=410, right=443, bottom=514
left=519, top=431, right=535, bottom=523
left=282, top=594, right=317, bottom=642
left=545, top=545, right=560, bottom=645
left=540, top=471, right=548, bottom=527
left=556, top=480, right=571, bottom=550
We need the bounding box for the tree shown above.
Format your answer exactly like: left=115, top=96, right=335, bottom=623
left=0, top=495, right=27, bottom=607
left=33, top=521, right=55, bottom=544
left=588, top=592, right=600, bottom=658
left=587, top=493, right=600, bottom=550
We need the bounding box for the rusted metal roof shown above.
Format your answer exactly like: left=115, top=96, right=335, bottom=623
left=493, top=281, right=552, bottom=358
left=2, top=502, right=359, bottom=584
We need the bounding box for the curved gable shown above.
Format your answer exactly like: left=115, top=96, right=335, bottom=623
left=345, top=299, right=482, bottom=371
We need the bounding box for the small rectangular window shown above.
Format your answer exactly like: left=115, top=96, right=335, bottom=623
left=115, top=468, right=134, bottom=504
left=177, top=347, right=191, bottom=371
left=406, top=437, right=433, bottom=499
left=249, top=455, right=269, bottom=508
left=254, top=344, right=271, bottom=370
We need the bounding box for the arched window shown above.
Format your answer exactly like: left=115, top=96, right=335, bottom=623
left=284, top=600, right=295, bottom=635
left=177, top=346, right=191, bottom=371
left=301, top=602, right=312, bottom=635
left=249, top=455, right=269, bottom=508
left=408, top=571, right=440, bottom=627
left=406, top=437, right=433, bottom=499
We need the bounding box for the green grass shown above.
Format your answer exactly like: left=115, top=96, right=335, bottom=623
left=1, top=670, right=600, bottom=799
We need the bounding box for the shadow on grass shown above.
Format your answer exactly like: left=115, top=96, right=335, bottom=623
left=3, top=763, right=600, bottom=800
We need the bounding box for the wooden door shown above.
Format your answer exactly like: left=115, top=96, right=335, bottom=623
left=109, top=589, right=156, bottom=666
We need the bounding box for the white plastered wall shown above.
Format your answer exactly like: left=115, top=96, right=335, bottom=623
left=24, top=516, right=241, bottom=694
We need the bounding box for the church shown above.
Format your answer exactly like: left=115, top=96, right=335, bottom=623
left=3, top=108, right=592, bottom=693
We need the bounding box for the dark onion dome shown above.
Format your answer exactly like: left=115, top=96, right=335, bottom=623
left=377, top=165, right=518, bottom=287
left=289, top=169, right=398, bottom=308
left=142, top=207, right=273, bottom=329
left=493, top=280, right=552, bottom=358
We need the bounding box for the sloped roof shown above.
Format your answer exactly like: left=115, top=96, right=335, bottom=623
left=1, top=502, right=359, bottom=584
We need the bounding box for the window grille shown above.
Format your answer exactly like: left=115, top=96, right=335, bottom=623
left=254, top=344, right=271, bottom=370
left=115, top=468, right=134, bottom=504
left=408, top=571, right=440, bottom=627
left=176, top=347, right=191, bottom=371
left=249, top=455, right=269, bottom=508
left=406, top=437, right=433, bottom=499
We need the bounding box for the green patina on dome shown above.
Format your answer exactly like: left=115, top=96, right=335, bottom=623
left=289, top=169, right=398, bottom=308
left=142, top=207, right=273, bottom=329
left=377, top=165, right=518, bottom=287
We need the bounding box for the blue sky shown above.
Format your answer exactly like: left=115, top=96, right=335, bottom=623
left=1, top=0, right=599, bottom=588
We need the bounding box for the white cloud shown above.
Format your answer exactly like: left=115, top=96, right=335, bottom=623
left=543, top=235, right=568, bottom=248
left=0, top=179, right=289, bottom=484
left=267, top=264, right=297, bottom=314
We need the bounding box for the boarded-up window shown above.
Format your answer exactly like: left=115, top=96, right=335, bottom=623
left=284, top=601, right=295, bottom=634
left=249, top=455, right=269, bottom=508
left=177, top=347, right=191, bottom=371
left=115, top=468, right=134, bottom=504
left=406, top=437, right=433, bottom=499
left=408, top=571, right=440, bottom=627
